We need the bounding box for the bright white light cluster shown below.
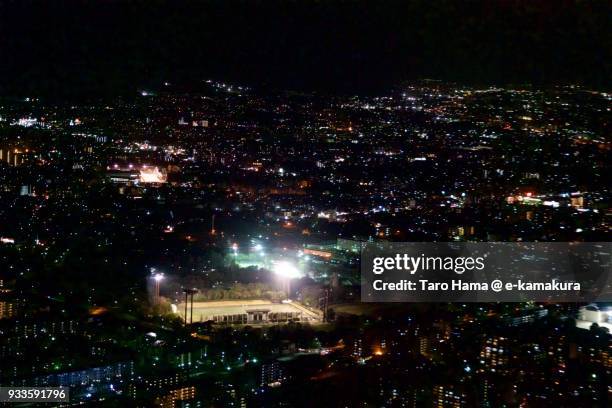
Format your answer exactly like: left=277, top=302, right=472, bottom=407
left=273, top=261, right=302, bottom=279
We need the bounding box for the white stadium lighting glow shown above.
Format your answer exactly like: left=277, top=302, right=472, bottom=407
left=273, top=261, right=302, bottom=279
left=153, top=273, right=164, bottom=282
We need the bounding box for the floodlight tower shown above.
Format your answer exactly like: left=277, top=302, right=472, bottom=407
left=152, top=273, right=164, bottom=304
left=273, top=261, right=301, bottom=300
left=182, top=288, right=198, bottom=325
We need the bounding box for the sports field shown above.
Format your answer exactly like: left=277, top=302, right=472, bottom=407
left=177, top=299, right=322, bottom=324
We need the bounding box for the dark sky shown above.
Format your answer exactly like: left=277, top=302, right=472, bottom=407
left=0, top=0, right=610, bottom=98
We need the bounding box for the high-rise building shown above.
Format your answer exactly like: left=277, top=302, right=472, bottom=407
left=433, top=385, right=466, bottom=408
left=0, top=301, right=16, bottom=319
left=479, top=336, right=509, bottom=373
left=154, top=386, right=196, bottom=408
left=259, top=361, right=284, bottom=387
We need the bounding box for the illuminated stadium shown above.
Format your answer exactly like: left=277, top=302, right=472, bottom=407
left=576, top=304, right=612, bottom=331
left=106, top=164, right=167, bottom=184
left=176, top=300, right=322, bottom=325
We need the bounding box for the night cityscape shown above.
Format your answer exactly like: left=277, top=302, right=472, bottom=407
left=0, top=1, right=610, bottom=407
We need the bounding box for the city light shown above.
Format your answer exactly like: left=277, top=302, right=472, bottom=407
left=1, top=1, right=609, bottom=406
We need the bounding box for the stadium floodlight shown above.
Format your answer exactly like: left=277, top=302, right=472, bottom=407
left=152, top=273, right=164, bottom=304
left=273, top=261, right=301, bottom=279
left=273, top=261, right=302, bottom=300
